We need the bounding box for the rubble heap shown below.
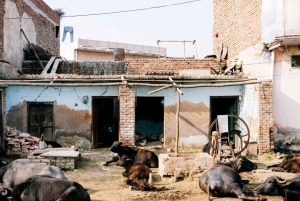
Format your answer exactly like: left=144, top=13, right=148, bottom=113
left=5, top=128, right=40, bottom=156
left=24, top=43, right=53, bottom=60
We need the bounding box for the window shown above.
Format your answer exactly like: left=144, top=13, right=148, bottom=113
left=291, top=55, right=300, bottom=67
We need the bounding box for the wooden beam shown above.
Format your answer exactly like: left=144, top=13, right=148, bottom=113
left=148, top=85, right=172, bottom=94
left=175, top=90, right=180, bottom=154
left=20, top=29, right=44, bottom=69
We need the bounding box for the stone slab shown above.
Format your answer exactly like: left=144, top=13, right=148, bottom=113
left=40, top=151, right=79, bottom=158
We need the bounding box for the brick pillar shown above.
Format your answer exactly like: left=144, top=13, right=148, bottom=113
left=258, top=82, right=274, bottom=153
left=119, top=85, right=135, bottom=146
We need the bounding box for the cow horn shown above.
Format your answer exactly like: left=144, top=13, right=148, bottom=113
left=276, top=178, right=287, bottom=184
left=1, top=189, right=7, bottom=196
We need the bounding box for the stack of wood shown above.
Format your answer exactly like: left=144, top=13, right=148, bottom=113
left=24, top=43, right=53, bottom=60
left=5, top=128, right=40, bottom=156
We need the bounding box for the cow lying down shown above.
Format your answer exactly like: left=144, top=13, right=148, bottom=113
left=267, top=154, right=300, bottom=173
left=199, top=156, right=259, bottom=200
left=104, top=141, right=159, bottom=168
left=0, top=159, right=66, bottom=188
left=0, top=176, right=90, bottom=201
left=117, top=157, right=152, bottom=181
left=254, top=174, right=300, bottom=199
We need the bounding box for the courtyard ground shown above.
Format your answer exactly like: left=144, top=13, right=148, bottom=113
left=1, top=144, right=294, bottom=201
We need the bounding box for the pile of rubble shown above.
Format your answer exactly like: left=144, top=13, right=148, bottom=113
left=5, top=128, right=40, bottom=156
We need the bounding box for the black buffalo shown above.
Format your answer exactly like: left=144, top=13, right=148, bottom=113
left=104, top=141, right=159, bottom=168
left=0, top=176, right=90, bottom=201
left=199, top=156, right=258, bottom=200
left=0, top=159, right=67, bottom=188
left=254, top=175, right=300, bottom=198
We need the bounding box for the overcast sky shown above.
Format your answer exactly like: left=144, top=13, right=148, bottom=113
left=43, top=0, right=213, bottom=58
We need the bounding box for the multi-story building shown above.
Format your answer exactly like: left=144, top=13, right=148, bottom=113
left=213, top=0, right=300, bottom=151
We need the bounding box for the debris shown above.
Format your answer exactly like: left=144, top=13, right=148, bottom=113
left=101, top=167, right=109, bottom=171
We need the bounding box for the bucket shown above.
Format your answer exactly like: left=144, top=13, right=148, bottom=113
left=38, top=140, right=45, bottom=150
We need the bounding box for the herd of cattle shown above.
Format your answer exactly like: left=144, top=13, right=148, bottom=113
left=0, top=141, right=300, bottom=200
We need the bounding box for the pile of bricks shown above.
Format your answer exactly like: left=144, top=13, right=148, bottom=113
left=5, top=128, right=40, bottom=156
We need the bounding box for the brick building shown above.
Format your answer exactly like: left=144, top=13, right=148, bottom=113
left=0, top=0, right=60, bottom=75
left=213, top=0, right=300, bottom=152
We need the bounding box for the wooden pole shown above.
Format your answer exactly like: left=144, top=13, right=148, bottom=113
left=175, top=90, right=180, bottom=154
left=20, top=29, right=44, bottom=70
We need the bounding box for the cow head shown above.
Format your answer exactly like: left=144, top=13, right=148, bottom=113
left=253, top=176, right=292, bottom=196
left=233, top=156, right=257, bottom=172
left=116, top=157, right=134, bottom=168
left=109, top=141, right=123, bottom=153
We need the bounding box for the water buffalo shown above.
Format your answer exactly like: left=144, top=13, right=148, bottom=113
left=0, top=159, right=67, bottom=188
left=199, top=156, right=258, bottom=200
left=267, top=154, right=300, bottom=173
left=117, top=157, right=152, bottom=181
left=254, top=175, right=300, bottom=198
left=104, top=141, right=159, bottom=168
left=0, top=176, right=90, bottom=201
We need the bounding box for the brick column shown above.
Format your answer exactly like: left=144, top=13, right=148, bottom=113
left=119, top=85, right=135, bottom=146
left=258, top=82, right=274, bottom=153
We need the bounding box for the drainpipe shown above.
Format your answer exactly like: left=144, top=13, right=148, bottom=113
left=270, top=50, right=275, bottom=81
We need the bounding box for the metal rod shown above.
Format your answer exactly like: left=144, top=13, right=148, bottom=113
left=20, top=29, right=44, bottom=70
left=175, top=90, right=180, bottom=154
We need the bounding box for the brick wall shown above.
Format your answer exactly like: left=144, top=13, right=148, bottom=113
left=258, top=82, right=274, bottom=153
left=1, top=0, right=60, bottom=56
left=0, top=1, right=5, bottom=59
left=126, top=59, right=226, bottom=75
left=213, top=0, right=262, bottom=59
left=119, top=86, right=135, bottom=146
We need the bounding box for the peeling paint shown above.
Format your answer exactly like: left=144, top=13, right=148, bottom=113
left=164, top=101, right=209, bottom=147
left=6, top=101, right=27, bottom=132
left=56, top=134, right=90, bottom=150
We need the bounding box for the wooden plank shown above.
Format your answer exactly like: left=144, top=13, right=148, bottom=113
left=50, top=59, right=60, bottom=74
left=42, top=57, right=55, bottom=74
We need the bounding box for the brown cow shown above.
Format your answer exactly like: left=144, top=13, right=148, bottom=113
left=126, top=179, right=168, bottom=191
left=104, top=141, right=159, bottom=168
left=268, top=154, right=300, bottom=173
left=116, top=157, right=151, bottom=181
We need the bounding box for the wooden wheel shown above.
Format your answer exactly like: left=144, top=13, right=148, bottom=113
left=208, top=114, right=250, bottom=156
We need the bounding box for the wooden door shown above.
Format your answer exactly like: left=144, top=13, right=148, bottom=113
left=27, top=102, right=54, bottom=141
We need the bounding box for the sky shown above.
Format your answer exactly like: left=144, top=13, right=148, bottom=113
left=43, top=0, right=213, bottom=58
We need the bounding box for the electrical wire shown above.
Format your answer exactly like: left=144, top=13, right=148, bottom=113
left=3, top=0, right=202, bottom=20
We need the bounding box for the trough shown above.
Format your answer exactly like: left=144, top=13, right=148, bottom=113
left=158, top=152, right=215, bottom=181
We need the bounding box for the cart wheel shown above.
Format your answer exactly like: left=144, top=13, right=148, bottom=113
left=208, top=114, right=250, bottom=156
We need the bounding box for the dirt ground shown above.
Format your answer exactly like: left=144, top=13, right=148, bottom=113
left=1, top=144, right=295, bottom=201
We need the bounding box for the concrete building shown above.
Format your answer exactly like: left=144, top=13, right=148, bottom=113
left=213, top=0, right=300, bottom=152
left=60, top=39, right=167, bottom=61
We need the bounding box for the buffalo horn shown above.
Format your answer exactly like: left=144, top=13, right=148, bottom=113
left=1, top=189, right=7, bottom=196
left=276, top=178, right=287, bottom=184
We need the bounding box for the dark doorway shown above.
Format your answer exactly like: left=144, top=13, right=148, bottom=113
left=210, top=96, right=238, bottom=131
left=135, top=97, right=164, bottom=143
left=92, top=97, right=119, bottom=148
left=27, top=102, right=54, bottom=141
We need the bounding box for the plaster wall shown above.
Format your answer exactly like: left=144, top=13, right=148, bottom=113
left=3, top=1, right=36, bottom=74
left=6, top=85, right=118, bottom=149
left=136, top=85, right=243, bottom=148
left=273, top=47, right=300, bottom=147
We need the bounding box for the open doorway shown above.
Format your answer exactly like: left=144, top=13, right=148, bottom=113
left=210, top=96, right=238, bottom=131
left=92, top=97, right=119, bottom=148
left=135, top=97, right=164, bottom=144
